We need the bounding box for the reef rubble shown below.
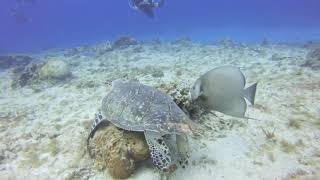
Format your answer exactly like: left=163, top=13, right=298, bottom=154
left=112, top=36, right=138, bottom=50
left=0, top=55, right=32, bottom=69
left=302, top=48, right=320, bottom=70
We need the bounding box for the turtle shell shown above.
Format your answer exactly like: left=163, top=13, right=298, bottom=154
left=101, top=80, right=190, bottom=135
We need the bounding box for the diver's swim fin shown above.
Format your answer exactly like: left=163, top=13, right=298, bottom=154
left=128, top=0, right=138, bottom=9
left=154, top=0, right=164, bottom=8
left=141, top=7, right=155, bottom=18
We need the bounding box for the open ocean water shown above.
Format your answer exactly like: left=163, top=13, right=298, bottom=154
left=1, top=0, right=320, bottom=52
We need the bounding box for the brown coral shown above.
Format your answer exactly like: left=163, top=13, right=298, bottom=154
left=89, top=124, right=149, bottom=179
left=107, top=152, right=135, bottom=179
left=125, top=132, right=149, bottom=161
left=156, top=82, right=203, bottom=119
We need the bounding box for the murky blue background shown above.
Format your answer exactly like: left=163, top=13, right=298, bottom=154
left=1, top=0, right=320, bottom=52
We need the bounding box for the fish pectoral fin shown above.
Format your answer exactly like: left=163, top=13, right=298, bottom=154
left=213, top=98, right=247, bottom=118
left=199, top=90, right=204, bottom=96
left=244, top=83, right=257, bottom=105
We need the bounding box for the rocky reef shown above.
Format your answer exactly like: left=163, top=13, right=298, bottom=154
left=156, top=82, right=203, bottom=119
left=303, top=40, right=320, bottom=49
left=172, top=37, right=192, bottom=46
left=88, top=124, right=149, bottom=179
left=93, top=42, right=113, bottom=56
left=218, top=37, right=236, bottom=47
left=11, top=63, right=42, bottom=88
left=10, top=58, right=71, bottom=89
left=39, top=59, right=71, bottom=80
left=0, top=55, right=32, bottom=69
left=112, top=36, right=138, bottom=49
left=261, top=37, right=271, bottom=46
left=302, top=48, right=320, bottom=70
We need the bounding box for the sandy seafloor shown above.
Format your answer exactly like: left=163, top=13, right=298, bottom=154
left=0, top=40, right=320, bottom=180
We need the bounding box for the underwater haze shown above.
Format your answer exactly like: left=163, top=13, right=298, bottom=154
left=1, top=0, right=320, bottom=52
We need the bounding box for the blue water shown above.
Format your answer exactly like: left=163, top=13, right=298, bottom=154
left=1, top=0, right=320, bottom=52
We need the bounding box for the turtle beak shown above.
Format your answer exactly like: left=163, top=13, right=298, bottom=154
left=178, top=120, right=197, bottom=136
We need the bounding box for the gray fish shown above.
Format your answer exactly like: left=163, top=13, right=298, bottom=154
left=190, top=66, right=257, bottom=118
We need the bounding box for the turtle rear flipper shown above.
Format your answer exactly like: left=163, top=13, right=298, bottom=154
left=144, top=131, right=173, bottom=172
left=87, top=111, right=109, bottom=157
left=88, top=111, right=108, bottom=140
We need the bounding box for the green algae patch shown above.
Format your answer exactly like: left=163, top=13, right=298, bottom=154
left=288, top=118, right=302, bottom=129
left=44, top=138, right=59, bottom=156
left=280, top=140, right=297, bottom=154
left=19, top=147, right=47, bottom=168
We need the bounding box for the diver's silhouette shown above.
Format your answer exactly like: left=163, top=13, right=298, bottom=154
left=10, top=8, right=31, bottom=23
left=129, top=0, right=164, bottom=18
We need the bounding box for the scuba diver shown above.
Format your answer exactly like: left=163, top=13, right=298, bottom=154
left=129, top=0, right=164, bottom=18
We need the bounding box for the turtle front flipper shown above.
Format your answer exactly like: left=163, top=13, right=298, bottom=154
left=164, top=134, right=190, bottom=169
left=87, top=111, right=108, bottom=157
left=144, top=130, right=174, bottom=172
left=176, top=134, right=190, bottom=168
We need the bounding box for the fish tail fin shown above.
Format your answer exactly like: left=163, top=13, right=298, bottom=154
left=244, top=83, right=257, bottom=105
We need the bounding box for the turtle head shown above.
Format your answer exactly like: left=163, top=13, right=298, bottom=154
left=186, top=120, right=197, bottom=136
left=175, top=120, right=197, bottom=136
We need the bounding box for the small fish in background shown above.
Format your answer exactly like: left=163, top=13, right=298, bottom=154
left=10, top=8, right=32, bottom=24
left=190, top=66, right=257, bottom=118
left=16, top=0, right=37, bottom=5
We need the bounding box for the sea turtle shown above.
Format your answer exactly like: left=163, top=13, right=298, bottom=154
left=87, top=79, right=193, bottom=172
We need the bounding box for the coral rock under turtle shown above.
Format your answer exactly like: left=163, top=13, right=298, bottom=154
left=88, top=124, right=150, bottom=179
